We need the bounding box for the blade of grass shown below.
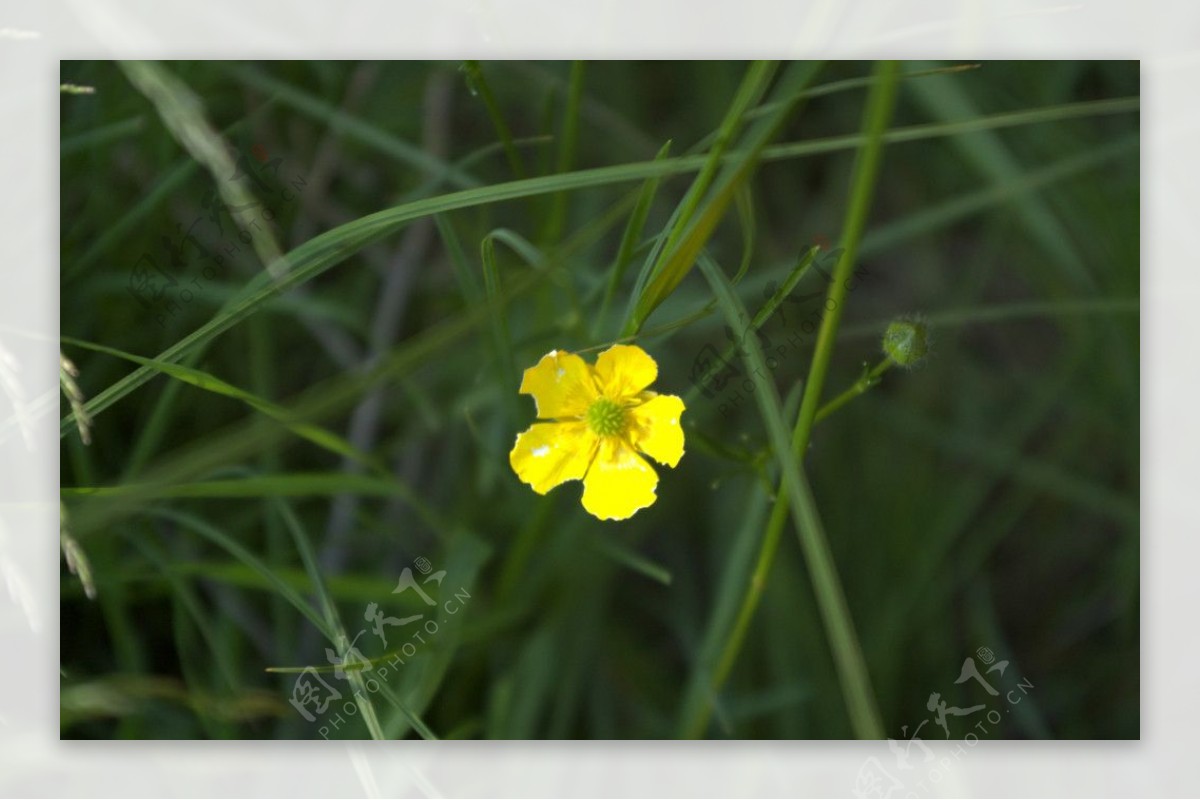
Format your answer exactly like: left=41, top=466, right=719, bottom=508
left=594, top=135, right=1136, bottom=363
left=686, top=63, right=981, bottom=153
left=729, top=182, right=757, bottom=286
left=623, top=60, right=783, bottom=334
left=229, top=63, right=478, bottom=190
left=594, top=140, right=673, bottom=339
left=61, top=336, right=389, bottom=477
left=588, top=534, right=673, bottom=587
left=697, top=251, right=883, bottom=739
left=793, top=60, right=900, bottom=444
left=383, top=529, right=491, bottom=740
left=120, top=347, right=207, bottom=480
left=272, top=499, right=388, bottom=740
left=908, top=61, right=1095, bottom=289
left=154, top=561, right=395, bottom=606
left=764, top=96, right=1135, bottom=162
left=154, top=507, right=333, bottom=640
left=120, top=61, right=287, bottom=279
left=682, top=61, right=900, bottom=739
left=62, top=95, right=1138, bottom=438
left=676, top=473, right=773, bottom=734
left=879, top=402, right=1138, bottom=530
left=838, top=297, right=1139, bottom=342
left=619, top=62, right=784, bottom=332
left=480, top=232, right=532, bottom=403
left=60, top=115, right=145, bottom=157
left=62, top=106, right=275, bottom=283
left=505, top=61, right=660, bottom=157
left=681, top=244, right=823, bottom=408
left=860, top=134, right=1138, bottom=258
left=63, top=269, right=540, bottom=540
left=125, top=533, right=245, bottom=728
left=436, top=214, right=484, bottom=308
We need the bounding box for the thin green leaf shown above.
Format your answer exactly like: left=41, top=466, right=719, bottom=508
left=62, top=95, right=1138, bottom=437
left=152, top=508, right=333, bottom=640
left=624, top=60, right=785, bottom=334
left=697, top=252, right=883, bottom=739
left=61, top=336, right=387, bottom=476
left=272, top=499, right=389, bottom=740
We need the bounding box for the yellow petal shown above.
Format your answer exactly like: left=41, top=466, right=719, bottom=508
left=593, top=344, right=658, bottom=402
left=627, top=393, right=686, bottom=467
left=510, top=421, right=598, bottom=494
left=518, top=350, right=598, bottom=419
left=581, top=437, right=658, bottom=521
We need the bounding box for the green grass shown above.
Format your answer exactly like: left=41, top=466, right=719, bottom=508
left=59, top=60, right=1139, bottom=740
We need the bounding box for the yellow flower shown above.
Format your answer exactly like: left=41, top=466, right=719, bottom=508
left=509, top=344, right=686, bottom=521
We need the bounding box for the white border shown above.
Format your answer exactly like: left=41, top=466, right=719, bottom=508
left=4, top=0, right=1194, bottom=795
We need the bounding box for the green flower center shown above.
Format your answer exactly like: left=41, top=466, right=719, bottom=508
left=585, top=397, right=626, bottom=437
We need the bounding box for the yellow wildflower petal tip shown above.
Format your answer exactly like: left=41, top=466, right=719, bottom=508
left=509, top=344, right=686, bottom=521
left=518, top=349, right=597, bottom=419
left=593, top=343, right=658, bottom=401
left=581, top=438, right=658, bottom=521
left=509, top=421, right=597, bottom=494
left=628, top=394, right=686, bottom=468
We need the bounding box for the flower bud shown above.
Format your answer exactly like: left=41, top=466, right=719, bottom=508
left=881, top=317, right=929, bottom=368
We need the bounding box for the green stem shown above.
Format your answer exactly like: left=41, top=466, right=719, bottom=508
left=685, top=61, right=899, bottom=739
left=696, top=249, right=885, bottom=741
left=815, top=358, right=893, bottom=423
left=794, top=61, right=901, bottom=445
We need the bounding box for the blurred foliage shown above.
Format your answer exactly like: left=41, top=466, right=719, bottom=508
left=59, top=60, right=1138, bottom=739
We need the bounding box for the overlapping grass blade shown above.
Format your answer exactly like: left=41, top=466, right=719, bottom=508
left=120, top=61, right=287, bottom=278
left=61, top=337, right=387, bottom=476
left=595, top=140, right=673, bottom=338
left=907, top=61, right=1095, bottom=289
left=624, top=61, right=796, bottom=335
left=153, top=508, right=333, bottom=640
left=62, top=95, right=1138, bottom=438
left=272, top=499, right=388, bottom=740
left=697, top=252, right=883, bottom=738
left=230, top=63, right=479, bottom=189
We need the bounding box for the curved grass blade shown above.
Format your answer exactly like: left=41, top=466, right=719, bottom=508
left=595, top=140, right=673, bottom=339
left=61, top=336, right=388, bottom=476
left=623, top=60, right=785, bottom=335
left=697, top=252, right=883, bottom=739
left=681, top=244, right=823, bottom=408
left=120, top=61, right=286, bottom=279
left=61, top=95, right=1139, bottom=438
left=153, top=508, right=333, bottom=640
left=229, top=63, right=479, bottom=190
left=272, top=499, right=389, bottom=740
